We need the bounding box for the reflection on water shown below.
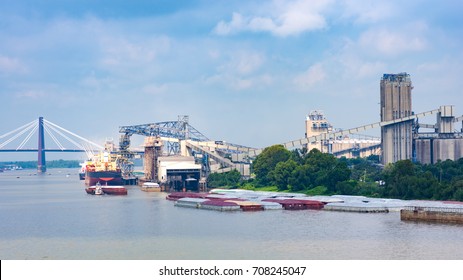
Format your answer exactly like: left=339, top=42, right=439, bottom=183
left=1, top=169, right=463, bottom=260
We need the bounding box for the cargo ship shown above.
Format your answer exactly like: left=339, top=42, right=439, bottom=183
left=84, top=151, right=124, bottom=186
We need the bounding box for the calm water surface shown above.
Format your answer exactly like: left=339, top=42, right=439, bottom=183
left=1, top=169, right=462, bottom=260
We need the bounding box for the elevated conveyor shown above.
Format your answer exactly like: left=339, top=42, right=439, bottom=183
left=184, top=140, right=235, bottom=169
left=332, top=143, right=381, bottom=157
left=185, top=140, right=255, bottom=174
left=247, top=109, right=440, bottom=157
left=186, top=140, right=257, bottom=153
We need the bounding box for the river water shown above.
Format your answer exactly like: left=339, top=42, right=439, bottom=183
left=1, top=169, right=462, bottom=260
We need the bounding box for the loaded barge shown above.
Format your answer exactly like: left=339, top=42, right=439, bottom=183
left=166, top=191, right=325, bottom=212
left=165, top=189, right=463, bottom=218
left=401, top=206, right=463, bottom=224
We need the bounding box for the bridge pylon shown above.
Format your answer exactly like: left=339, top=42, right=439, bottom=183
left=37, top=117, right=46, bottom=173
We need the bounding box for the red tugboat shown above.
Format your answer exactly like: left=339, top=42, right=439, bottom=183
left=86, top=182, right=127, bottom=195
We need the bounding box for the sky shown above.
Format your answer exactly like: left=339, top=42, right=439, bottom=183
left=1, top=0, right=462, bottom=161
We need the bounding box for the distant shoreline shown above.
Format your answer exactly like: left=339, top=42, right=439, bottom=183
left=0, top=160, right=80, bottom=170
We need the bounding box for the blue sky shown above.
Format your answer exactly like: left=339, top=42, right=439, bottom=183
left=1, top=0, right=462, bottom=160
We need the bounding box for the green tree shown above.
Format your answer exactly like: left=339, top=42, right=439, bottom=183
left=288, top=164, right=312, bottom=192
left=303, top=149, right=350, bottom=193
left=270, top=159, right=298, bottom=191
left=346, top=157, right=382, bottom=182
left=454, top=189, right=463, bottom=201
left=226, top=169, right=242, bottom=186
left=290, top=148, right=307, bottom=165
left=252, top=145, right=291, bottom=186
left=382, top=160, right=417, bottom=198
left=336, top=180, right=357, bottom=195
left=243, top=144, right=463, bottom=200
left=207, top=169, right=242, bottom=188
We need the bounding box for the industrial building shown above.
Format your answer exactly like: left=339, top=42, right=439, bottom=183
left=379, top=73, right=463, bottom=165
left=118, top=117, right=253, bottom=191
left=305, top=110, right=381, bottom=158
left=414, top=105, right=463, bottom=164
left=297, top=73, right=463, bottom=165
left=142, top=136, right=203, bottom=191
left=305, top=110, right=332, bottom=153
left=380, top=73, right=414, bottom=164
left=157, top=156, right=202, bottom=192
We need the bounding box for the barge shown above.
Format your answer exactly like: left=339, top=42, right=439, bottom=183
left=401, top=206, right=463, bottom=224
left=141, top=182, right=161, bottom=192
left=262, top=198, right=324, bottom=210
left=201, top=200, right=241, bottom=211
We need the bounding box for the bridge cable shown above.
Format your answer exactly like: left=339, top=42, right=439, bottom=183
left=82, top=142, right=96, bottom=160
left=44, top=119, right=104, bottom=150
left=43, top=125, right=66, bottom=150
left=44, top=122, right=85, bottom=150
left=0, top=120, right=37, bottom=139
left=16, top=123, right=38, bottom=150
left=0, top=121, right=37, bottom=149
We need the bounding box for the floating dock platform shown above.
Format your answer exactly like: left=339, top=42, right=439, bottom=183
left=401, top=206, right=463, bottom=224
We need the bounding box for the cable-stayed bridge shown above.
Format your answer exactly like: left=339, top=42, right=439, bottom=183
left=0, top=117, right=104, bottom=172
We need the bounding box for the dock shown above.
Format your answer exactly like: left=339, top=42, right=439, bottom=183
left=401, top=206, right=463, bottom=224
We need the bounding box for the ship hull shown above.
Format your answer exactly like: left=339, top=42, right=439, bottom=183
left=85, top=170, right=123, bottom=186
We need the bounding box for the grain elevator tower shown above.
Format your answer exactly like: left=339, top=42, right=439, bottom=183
left=305, top=110, right=333, bottom=153
left=380, top=73, right=413, bottom=165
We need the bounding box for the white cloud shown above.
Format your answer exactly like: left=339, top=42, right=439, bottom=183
left=355, top=61, right=385, bottom=78
left=334, top=41, right=386, bottom=79
left=414, top=55, right=463, bottom=102
left=99, top=36, right=171, bottom=68
left=248, top=17, right=277, bottom=32
left=142, top=83, right=169, bottom=95
left=228, top=52, right=265, bottom=75
left=340, top=0, right=394, bottom=24
left=204, top=73, right=273, bottom=91
left=0, top=55, right=27, bottom=74
left=15, top=90, right=48, bottom=99
left=293, top=63, right=326, bottom=89
left=359, top=24, right=428, bottom=56
left=80, top=73, right=114, bottom=93
left=204, top=50, right=268, bottom=90
left=214, top=12, right=246, bottom=35
left=214, top=0, right=332, bottom=37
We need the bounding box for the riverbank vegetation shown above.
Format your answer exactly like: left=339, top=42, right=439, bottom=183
left=0, top=160, right=80, bottom=170
left=207, top=145, right=463, bottom=201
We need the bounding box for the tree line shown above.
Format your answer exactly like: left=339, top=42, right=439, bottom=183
left=207, top=145, right=463, bottom=201
left=0, top=160, right=81, bottom=169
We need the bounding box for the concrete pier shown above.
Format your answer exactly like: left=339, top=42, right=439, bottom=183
left=401, top=206, right=463, bottom=224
